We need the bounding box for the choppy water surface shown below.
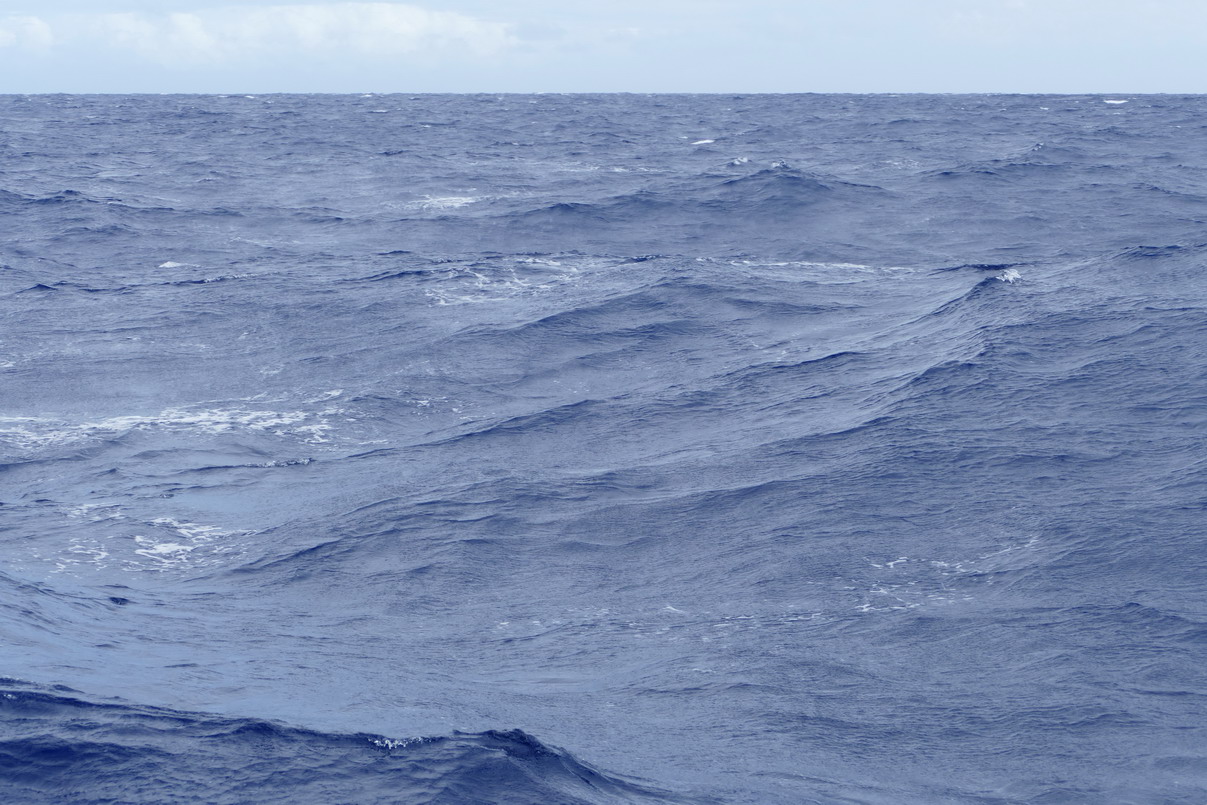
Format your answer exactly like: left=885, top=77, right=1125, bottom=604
left=2, top=94, right=1206, bottom=804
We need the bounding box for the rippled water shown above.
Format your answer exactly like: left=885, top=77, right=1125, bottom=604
left=2, top=94, right=1206, bottom=803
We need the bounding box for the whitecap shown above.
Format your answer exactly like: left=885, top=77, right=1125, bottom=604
left=997, top=268, right=1021, bottom=283
left=125, top=518, right=254, bottom=570
left=41, top=510, right=257, bottom=574
left=419, top=196, right=478, bottom=210
left=0, top=405, right=334, bottom=450
left=64, top=503, right=124, bottom=522
left=1104, top=99, right=1129, bottom=104
left=133, top=539, right=196, bottom=560
left=371, top=737, right=420, bottom=750
left=150, top=517, right=242, bottom=542
left=691, top=139, right=716, bottom=145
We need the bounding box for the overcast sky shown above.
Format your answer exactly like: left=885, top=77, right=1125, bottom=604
left=1, top=0, right=1204, bottom=93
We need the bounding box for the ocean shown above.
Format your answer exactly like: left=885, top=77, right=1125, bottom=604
left=1, top=93, right=1205, bottom=804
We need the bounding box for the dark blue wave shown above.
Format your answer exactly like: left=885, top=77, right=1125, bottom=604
left=0, top=680, right=686, bottom=805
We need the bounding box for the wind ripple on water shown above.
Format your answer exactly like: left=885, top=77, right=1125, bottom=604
left=2, top=93, right=1206, bottom=804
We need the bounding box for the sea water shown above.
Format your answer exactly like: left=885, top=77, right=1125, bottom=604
left=2, top=94, right=1206, bottom=803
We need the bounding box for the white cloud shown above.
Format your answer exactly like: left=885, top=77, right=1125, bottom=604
left=8, top=3, right=515, bottom=65
left=0, top=15, right=54, bottom=50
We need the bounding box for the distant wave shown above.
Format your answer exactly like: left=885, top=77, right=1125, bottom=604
left=515, top=162, right=883, bottom=227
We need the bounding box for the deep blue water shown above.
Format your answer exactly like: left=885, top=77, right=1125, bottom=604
left=2, top=93, right=1206, bottom=804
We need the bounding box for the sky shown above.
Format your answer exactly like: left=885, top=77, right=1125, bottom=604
left=0, top=0, right=1204, bottom=93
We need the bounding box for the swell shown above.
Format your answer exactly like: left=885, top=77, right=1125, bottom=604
left=0, top=679, right=688, bottom=805
left=511, top=162, right=885, bottom=226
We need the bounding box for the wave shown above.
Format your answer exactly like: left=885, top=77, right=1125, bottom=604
left=0, top=679, right=686, bottom=805
left=6, top=93, right=1207, bottom=804
left=0, top=404, right=336, bottom=451
left=514, top=162, right=883, bottom=228
left=1114, top=242, right=1207, bottom=261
